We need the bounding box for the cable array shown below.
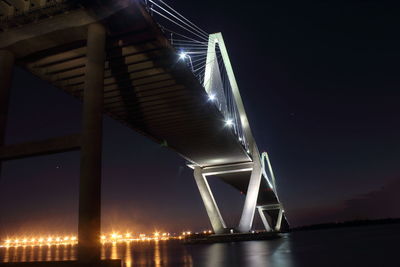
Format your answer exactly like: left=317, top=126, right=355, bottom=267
left=213, top=45, right=248, bottom=151
left=142, top=0, right=249, bottom=152
left=143, top=0, right=209, bottom=83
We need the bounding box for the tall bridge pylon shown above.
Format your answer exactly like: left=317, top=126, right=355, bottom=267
left=188, top=32, right=286, bottom=234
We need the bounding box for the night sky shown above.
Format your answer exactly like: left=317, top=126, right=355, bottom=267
left=1, top=0, right=400, bottom=237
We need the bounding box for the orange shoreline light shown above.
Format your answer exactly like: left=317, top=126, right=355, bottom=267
left=0, top=230, right=213, bottom=248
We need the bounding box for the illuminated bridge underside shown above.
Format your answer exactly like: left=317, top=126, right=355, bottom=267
left=1, top=2, right=249, bottom=167
left=218, top=172, right=279, bottom=206
left=0, top=0, right=287, bottom=254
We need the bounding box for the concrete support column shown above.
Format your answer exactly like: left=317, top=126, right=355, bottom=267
left=193, top=167, right=226, bottom=234
left=258, top=208, right=271, bottom=232
left=78, top=23, right=106, bottom=262
left=275, top=209, right=283, bottom=232
left=0, top=50, right=14, bottom=176
left=238, top=146, right=262, bottom=232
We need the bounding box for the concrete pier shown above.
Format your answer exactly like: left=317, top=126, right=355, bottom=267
left=78, top=23, right=106, bottom=262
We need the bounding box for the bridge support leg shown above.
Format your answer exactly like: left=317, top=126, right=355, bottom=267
left=193, top=166, right=226, bottom=234
left=275, top=208, right=283, bottom=231
left=78, top=23, right=106, bottom=263
left=0, top=50, right=14, bottom=177
left=238, top=150, right=262, bottom=232
left=258, top=207, right=272, bottom=232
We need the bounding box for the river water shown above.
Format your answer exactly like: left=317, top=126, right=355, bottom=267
left=1, top=224, right=399, bottom=266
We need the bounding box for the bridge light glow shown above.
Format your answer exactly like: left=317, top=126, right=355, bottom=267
left=208, top=93, right=216, bottom=101
left=225, top=119, right=234, bottom=127
left=179, top=52, right=187, bottom=60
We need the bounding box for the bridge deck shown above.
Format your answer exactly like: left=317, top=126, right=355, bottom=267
left=1, top=1, right=250, bottom=167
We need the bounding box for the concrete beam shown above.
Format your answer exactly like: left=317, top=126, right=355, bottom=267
left=31, top=41, right=160, bottom=70
left=0, top=1, right=15, bottom=17
left=258, top=204, right=282, bottom=211
left=199, top=162, right=253, bottom=176
left=68, top=73, right=173, bottom=94
left=0, top=1, right=131, bottom=50
left=11, top=0, right=30, bottom=12
left=39, top=49, right=166, bottom=78
left=31, top=47, right=87, bottom=68
left=102, top=83, right=182, bottom=101
left=55, top=67, right=167, bottom=89
left=0, top=134, right=81, bottom=161
left=31, top=0, right=47, bottom=8
left=193, top=166, right=226, bottom=234
left=77, top=23, right=106, bottom=262
left=51, top=59, right=161, bottom=82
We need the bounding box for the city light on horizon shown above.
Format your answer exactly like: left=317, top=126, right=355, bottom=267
left=0, top=230, right=214, bottom=248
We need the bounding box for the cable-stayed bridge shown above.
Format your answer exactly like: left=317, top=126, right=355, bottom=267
left=0, top=0, right=288, bottom=263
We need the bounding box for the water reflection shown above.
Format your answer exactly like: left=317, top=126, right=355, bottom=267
left=28, top=246, right=35, bottom=262
left=63, top=245, right=70, bottom=261
left=154, top=241, right=161, bottom=266
left=37, top=245, right=43, bottom=261
left=111, top=242, right=118, bottom=260
left=182, top=249, right=193, bottom=267
left=0, top=238, right=293, bottom=266
left=21, top=246, right=27, bottom=262
left=3, top=247, right=9, bottom=263
left=161, top=241, right=169, bottom=266
left=125, top=242, right=132, bottom=267
left=186, top=238, right=294, bottom=267
left=46, top=245, right=52, bottom=261
left=55, top=245, right=60, bottom=261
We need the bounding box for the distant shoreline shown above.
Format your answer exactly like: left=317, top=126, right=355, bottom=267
left=291, top=218, right=400, bottom=232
